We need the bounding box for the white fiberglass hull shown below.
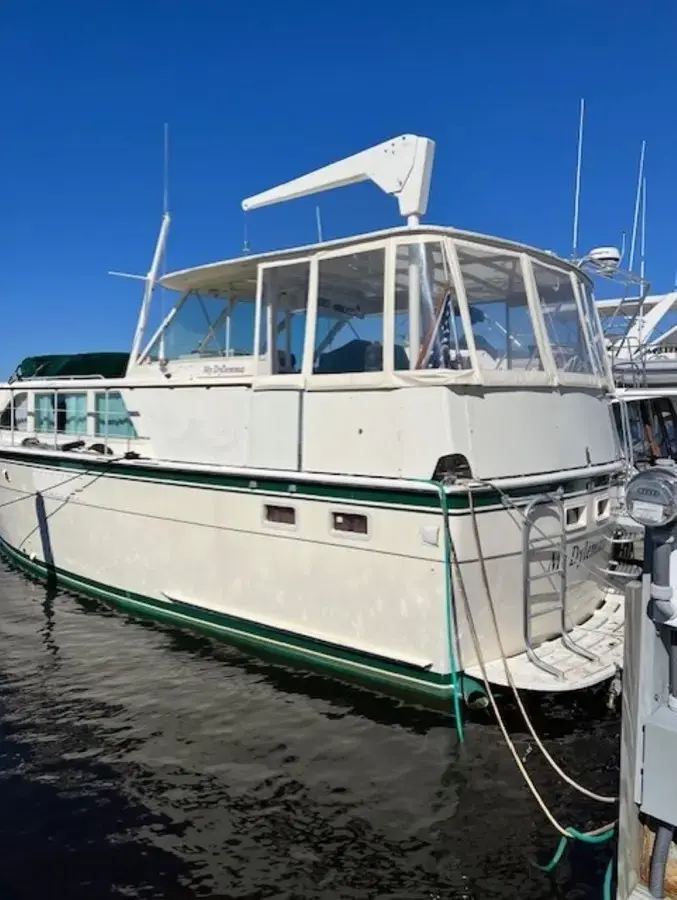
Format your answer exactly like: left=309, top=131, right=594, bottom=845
left=0, top=447, right=624, bottom=705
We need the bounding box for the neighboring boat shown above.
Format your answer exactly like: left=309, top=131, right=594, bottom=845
left=0, top=134, right=626, bottom=708
left=599, top=291, right=677, bottom=386
left=598, top=292, right=677, bottom=558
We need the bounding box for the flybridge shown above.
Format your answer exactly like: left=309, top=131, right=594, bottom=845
left=119, top=134, right=437, bottom=372
left=597, top=292, right=677, bottom=353
left=242, top=134, right=436, bottom=227
left=115, top=132, right=614, bottom=397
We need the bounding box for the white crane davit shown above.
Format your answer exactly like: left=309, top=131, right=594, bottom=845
left=242, top=134, right=436, bottom=228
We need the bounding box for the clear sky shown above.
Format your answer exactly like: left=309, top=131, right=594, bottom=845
left=0, top=0, right=675, bottom=376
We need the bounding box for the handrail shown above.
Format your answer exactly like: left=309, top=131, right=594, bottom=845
left=521, top=491, right=597, bottom=678
left=522, top=493, right=565, bottom=678
left=2, top=383, right=130, bottom=456
left=11, top=373, right=107, bottom=382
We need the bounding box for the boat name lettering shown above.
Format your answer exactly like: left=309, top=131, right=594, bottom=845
left=548, top=537, right=606, bottom=572
left=202, top=364, right=246, bottom=376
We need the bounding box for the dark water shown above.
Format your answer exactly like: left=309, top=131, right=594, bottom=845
left=0, top=561, right=620, bottom=900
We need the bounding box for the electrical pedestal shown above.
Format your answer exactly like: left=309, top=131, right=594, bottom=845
left=617, top=465, right=677, bottom=899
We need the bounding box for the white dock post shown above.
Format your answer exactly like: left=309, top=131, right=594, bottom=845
left=617, top=580, right=644, bottom=899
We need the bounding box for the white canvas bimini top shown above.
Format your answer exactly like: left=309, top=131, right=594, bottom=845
left=159, top=224, right=590, bottom=295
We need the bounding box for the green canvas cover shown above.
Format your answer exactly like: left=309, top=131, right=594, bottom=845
left=10, top=352, right=130, bottom=382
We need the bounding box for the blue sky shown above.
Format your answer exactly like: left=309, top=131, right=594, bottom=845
left=1, top=0, right=675, bottom=376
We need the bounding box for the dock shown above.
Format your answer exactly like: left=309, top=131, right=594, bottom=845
left=615, top=467, right=677, bottom=898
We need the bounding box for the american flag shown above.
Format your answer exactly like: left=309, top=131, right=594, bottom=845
left=426, top=291, right=455, bottom=369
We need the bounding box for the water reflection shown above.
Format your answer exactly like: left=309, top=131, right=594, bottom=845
left=0, top=561, right=619, bottom=899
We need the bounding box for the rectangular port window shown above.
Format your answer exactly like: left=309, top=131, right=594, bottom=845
left=595, top=497, right=610, bottom=520
left=332, top=512, right=368, bottom=536
left=565, top=505, right=586, bottom=529
left=264, top=504, right=296, bottom=527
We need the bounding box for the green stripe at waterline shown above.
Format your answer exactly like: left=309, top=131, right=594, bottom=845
left=0, top=536, right=476, bottom=708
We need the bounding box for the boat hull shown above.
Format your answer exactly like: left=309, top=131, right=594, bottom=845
left=0, top=447, right=622, bottom=706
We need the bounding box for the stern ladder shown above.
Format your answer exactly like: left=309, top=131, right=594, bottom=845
left=522, top=492, right=598, bottom=679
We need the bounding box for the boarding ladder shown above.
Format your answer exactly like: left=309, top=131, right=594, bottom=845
left=522, top=492, right=598, bottom=679
left=609, top=335, right=648, bottom=389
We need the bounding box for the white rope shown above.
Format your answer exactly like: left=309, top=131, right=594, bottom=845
left=479, top=477, right=626, bottom=597
left=469, top=474, right=629, bottom=680
left=465, top=486, right=618, bottom=805
left=446, top=515, right=616, bottom=836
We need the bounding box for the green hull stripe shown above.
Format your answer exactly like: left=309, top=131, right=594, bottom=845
left=0, top=536, right=455, bottom=702
left=0, top=446, right=613, bottom=512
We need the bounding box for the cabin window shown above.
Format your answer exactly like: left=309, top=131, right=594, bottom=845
left=34, top=393, right=55, bottom=432
left=260, top=262, right=310, bottom=374
left=157, top=291, right=259, bottom=360
left=623, top=401, right=650, bottom=462
left=622, top=398, right=677, bottom=464
left=648, top=397, right=677, bottom=460
left=95, top=392, right=137, bottom=438
left=455, top=244, right=543, bottom=372
left=312, top=249, right=385, bottom=374
left=61, top=394, right=87, bottom=434
left=0, top=392, right=28, bottom=431
left=395, top=242, right=470, bottom=371
left=35, top=392, right=87, bottom=434
left=531, top=264, right=594, bottom=375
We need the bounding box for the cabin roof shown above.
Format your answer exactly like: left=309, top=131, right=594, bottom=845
left=160, top=224, right=590, bottom=294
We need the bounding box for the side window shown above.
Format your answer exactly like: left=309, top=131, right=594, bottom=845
left=637, top=399, right=661, bottom=461
left=313, top=249, right=385, bottom=374
left=0, top=392, right=28, bottom=431
left=150, top=291, right=258, bottom=361
left=60, top=393, right=87, bottom=434
left=395, top=242, right=469, bottom=370
left=260, top=262, right=309, bottom=374
left=455, top=244, right=543, bottom=372
left=162, top=292, right=227, bottom=358
left=577, top=280, right=608, bottom=377
left=35, top=393, right=55, bottom=432
left=95, top=392, right=137, bottom=438
left=35, top=392, right=87, bottom=434
left=625, top=402, right=646, bottom=459
left=651, top=397, right=677, bottom=458
left=531, top=264, right=594, bottom=374
left=227, top=299, right=258, bottom=357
